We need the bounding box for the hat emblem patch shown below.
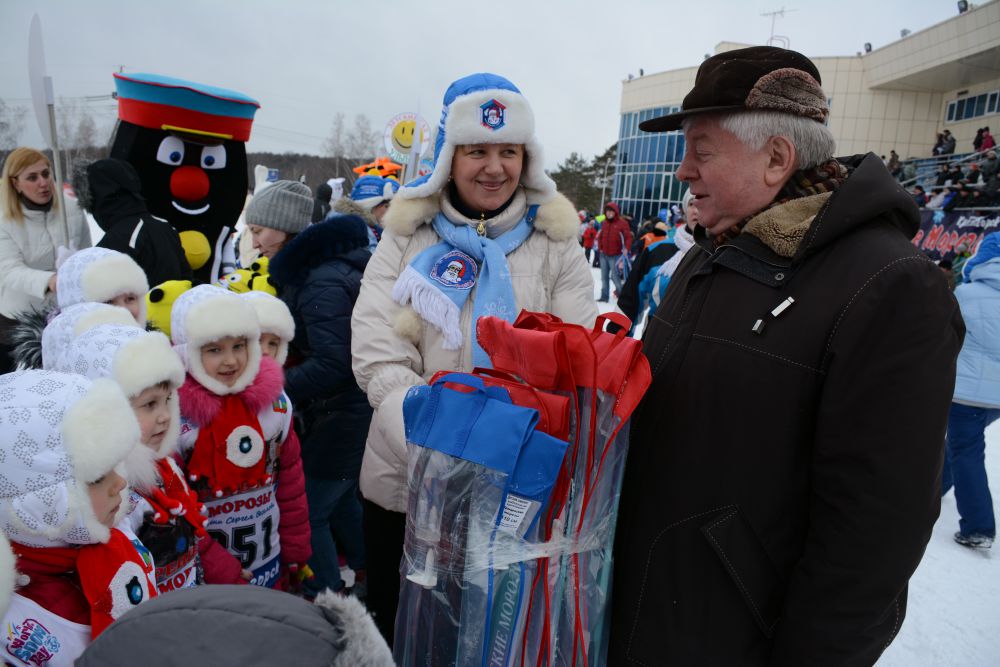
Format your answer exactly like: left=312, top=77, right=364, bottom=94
left=480, top=99, right=506, bottom=131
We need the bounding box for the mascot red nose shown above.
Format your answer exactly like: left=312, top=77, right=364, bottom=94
left=110, top=73, right=259, bottom=284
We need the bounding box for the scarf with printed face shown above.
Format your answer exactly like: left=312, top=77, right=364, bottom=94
left=713, top=158, right=848, bottom=248
left=392, top=207, right=536, bottom=368
left=186, top=395, right=270, bottom=499
left=14, top=528, right=158, bottom=638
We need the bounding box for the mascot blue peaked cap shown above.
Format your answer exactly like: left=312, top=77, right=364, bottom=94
left=398, top=73, right=556, bottom=204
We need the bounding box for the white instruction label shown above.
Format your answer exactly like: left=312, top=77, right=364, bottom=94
left=499, top=494, right=533, bottom=531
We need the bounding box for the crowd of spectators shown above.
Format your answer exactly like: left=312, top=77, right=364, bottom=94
left=909, top=148, right=1000, bottom=211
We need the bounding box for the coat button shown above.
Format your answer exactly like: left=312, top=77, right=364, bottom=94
left=774, top=272, right=785, bottom=281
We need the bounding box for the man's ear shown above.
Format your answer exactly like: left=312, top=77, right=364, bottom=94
left=763, top=135, right=797, bottom=187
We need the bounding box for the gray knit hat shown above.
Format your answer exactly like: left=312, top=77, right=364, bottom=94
left=246, top=180, right=313, bottom=234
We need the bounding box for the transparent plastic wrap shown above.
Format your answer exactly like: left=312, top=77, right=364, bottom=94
left=394, top=375, right=569, bottom=667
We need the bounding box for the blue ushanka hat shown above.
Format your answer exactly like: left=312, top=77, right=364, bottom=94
left=350, top=175, right=400, bottom=210
left=398, top=73, right=556, bottom=203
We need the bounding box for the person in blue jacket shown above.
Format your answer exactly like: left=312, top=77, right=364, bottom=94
left=269, top=212, right=374, bottom=595
left=943, top=230, right=1000, bottom=548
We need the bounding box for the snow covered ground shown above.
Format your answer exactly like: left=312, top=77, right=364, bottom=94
left=593, top=266, right=1000, bottom=666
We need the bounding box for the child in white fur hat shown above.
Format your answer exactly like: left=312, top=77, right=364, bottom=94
left=171, top=285, right=310, bottom=588
left=53, top=323, right=247, bottom=590
left=56, top=247, right=149, bottom=325
left=0, top=371, right=157, bottom=663
left=241, top=290, right=295, bottom=365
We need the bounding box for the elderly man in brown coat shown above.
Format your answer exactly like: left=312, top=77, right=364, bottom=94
left=609, top=46, right=964, bottom=666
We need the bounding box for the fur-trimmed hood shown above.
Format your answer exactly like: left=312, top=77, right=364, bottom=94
left=76, top=582, right=393, bottom=666
left=269, top=214, right=371, bottom=289
left=40, top=302, right=138, bottom=371
left=382, top=187, right=580, bottom=242
left=178, top=355, right=284, bottom=428
left=0, top=533, right=14, bottom=618
left=332, top=197, right=378, bottom=229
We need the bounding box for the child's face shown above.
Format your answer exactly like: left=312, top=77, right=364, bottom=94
left=106, top=293, right=142, bottom=322
left=200, top=336, right=249, bottom=387
left=129, top=384, right=172, bottom=450
left=259, top=333, right=281, bottom=361
left=88, top=469, right=127, bottom=528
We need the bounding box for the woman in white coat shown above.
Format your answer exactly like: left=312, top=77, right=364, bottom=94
left=351, top=73, right=597, bottom=644
left=0, top=148, right=90, bottom=370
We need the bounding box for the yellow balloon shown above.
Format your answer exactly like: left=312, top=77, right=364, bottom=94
left=179, top=230, right=211, bottom=270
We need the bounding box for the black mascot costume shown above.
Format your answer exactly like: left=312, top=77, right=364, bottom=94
left=110, top=73, right=259, bottom=284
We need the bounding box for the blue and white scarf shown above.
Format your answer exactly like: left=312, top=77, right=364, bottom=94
left=392, top=207, right=537, bottom=367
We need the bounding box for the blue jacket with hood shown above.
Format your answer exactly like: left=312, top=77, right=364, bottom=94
left=954, top=231, right=1000, bottom=408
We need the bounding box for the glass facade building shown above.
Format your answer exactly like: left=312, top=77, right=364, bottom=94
left=611, top=105, right=688, bottom=222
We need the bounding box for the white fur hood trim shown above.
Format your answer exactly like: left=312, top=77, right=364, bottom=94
left=40, top=303, right=136, bottom=371
left=383, top=189, right=579, bottom=242
left=314, top=591, right=395, bottom=666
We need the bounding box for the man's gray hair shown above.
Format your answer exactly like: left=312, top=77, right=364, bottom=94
left=686, top=111, right=836, bottom=169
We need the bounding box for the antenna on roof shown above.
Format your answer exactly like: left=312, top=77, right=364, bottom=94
left=761, top=7, right=796, bottom=48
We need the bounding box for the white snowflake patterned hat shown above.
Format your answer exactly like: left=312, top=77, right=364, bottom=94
left=40, top=303, right=137, bottom=371
left=54, top=324, right=185, bottom=461
left=240, top=291, right=295, bottom=365
left=0, top=371, right=140, bottom=547
left=170, top=284, right=262, bottom=395
left=56, top=247, right=149, bottom=325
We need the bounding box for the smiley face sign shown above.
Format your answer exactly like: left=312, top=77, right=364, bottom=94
left=383, top=113, right=431, bottom=163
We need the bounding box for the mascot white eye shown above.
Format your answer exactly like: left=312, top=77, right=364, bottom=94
left=156, top=136, right=186, bottom=166
left=226, top=425, right=265, bottom=468
left=107, top=561, right=151, bottom=619
left=201, top=144, right=227, bottom=170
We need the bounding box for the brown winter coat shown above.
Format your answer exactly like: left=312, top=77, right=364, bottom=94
left=609, top=153, right=965, bottom=666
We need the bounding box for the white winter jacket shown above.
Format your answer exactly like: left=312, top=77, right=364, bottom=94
left=351, top=188, right=597, bottom=512
left=0, top=198, right=90, bottom=317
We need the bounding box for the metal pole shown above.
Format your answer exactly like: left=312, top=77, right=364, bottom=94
left=44, top=76, right=69, bottom=243
left=599, top=158, right=612, bottom=211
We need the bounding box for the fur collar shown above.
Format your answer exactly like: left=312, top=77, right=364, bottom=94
left=178, top=355, right=285, bottom=427
left=333, top=198, right=378, bottom=229
left=742, top=192, right=832, bottom=258
left=269, top=215, right=370, bottom=288
left=382, top=188, right=579, bottom=242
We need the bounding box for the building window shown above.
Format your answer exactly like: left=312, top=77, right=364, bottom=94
left=946, top=91, right=998, bottom=124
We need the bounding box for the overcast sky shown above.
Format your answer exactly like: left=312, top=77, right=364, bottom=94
left=1, top=0, right=960, bottom=170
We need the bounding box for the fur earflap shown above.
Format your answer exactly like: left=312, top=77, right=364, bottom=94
left=62, top=378, right=141, bottom=544
left=178, top=356, right=285, bottom=428
left=532, top=192, right=582, bottom=242
left=0, top=533, right=15, bottom=618
left=62, top=378, right=140, bottom=485
left=382, top=194, right=441, bottom=237
left=314, top=591, right=395, bottom=667
left=124, top=438, right=161, bottom=495
left=393, top=306, right=424, bottom=344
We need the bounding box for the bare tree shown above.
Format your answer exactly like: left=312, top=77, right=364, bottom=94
left=56, top=98, right=105, bottom=173
left=345, top=113, right=379, bottom=159
left=322, top=112, right=346, bottom=158
left=0, top=98, right=27, bottom=150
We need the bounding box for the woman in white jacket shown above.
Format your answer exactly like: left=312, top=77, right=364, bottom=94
left=351, top=72, right=597, bottom=644
left=1, top=148, right=90, bottom=370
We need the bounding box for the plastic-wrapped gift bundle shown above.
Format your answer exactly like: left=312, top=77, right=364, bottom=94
left=395, top=311, right=650, bottom=667
left=394, top=373, right=568, bottom=667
